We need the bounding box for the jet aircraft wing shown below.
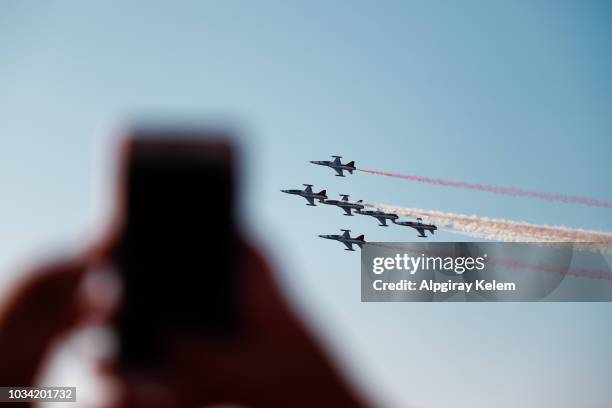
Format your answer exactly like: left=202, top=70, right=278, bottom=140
left=375, top=216, right=388, bottom=226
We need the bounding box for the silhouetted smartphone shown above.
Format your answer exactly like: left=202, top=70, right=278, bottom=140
left=116, top=131, right=240, bottom=367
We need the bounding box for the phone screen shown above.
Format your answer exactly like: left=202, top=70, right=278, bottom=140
left=116, top=134, right=240, bottom=367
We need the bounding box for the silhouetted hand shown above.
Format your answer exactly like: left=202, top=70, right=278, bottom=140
left=104, top=238, right=368, bottom=408
left=0, top=239, right=370, bottom=408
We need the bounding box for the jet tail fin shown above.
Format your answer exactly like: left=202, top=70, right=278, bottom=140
left=347, top=161, right=355, bottom=168
left=318, top=189, right=327, bottom=197
left=356, top=234, right=365, bottom=241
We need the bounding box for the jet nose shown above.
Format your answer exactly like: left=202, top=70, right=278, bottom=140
left=281, top=189, right=288, bottom=193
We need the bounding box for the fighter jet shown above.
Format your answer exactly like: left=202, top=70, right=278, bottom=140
left=310, top=156, right=356, bottom=177
left=322, top=194, right=364, bottom=216
left=393, top=217, right=437, bottom=238
left=318, top=229, right=365, bottom=251
left=281, top=184, right=327, bottom=206
left=356, top=209, right=398, bottom=226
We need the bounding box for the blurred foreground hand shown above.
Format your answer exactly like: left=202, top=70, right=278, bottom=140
left=0, top=134, right=371, bottom=408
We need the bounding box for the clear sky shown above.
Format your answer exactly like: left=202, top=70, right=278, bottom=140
left=1, top=1, right=611, bottom=407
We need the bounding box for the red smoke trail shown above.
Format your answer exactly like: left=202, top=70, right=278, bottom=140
left=488, top=258, right=612, bottom=281
left=359, top=169, right=612, bottom=209
left=368, top=243, right=612, bottom=281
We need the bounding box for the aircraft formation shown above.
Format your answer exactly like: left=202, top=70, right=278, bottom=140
left=282, top=155, right=438, bottom=251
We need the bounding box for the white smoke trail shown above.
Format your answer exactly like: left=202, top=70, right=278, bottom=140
left=365, top=202, right=612, bottom=252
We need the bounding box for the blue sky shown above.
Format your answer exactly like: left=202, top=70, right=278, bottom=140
left=1, top=1, right=611, bottom=407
